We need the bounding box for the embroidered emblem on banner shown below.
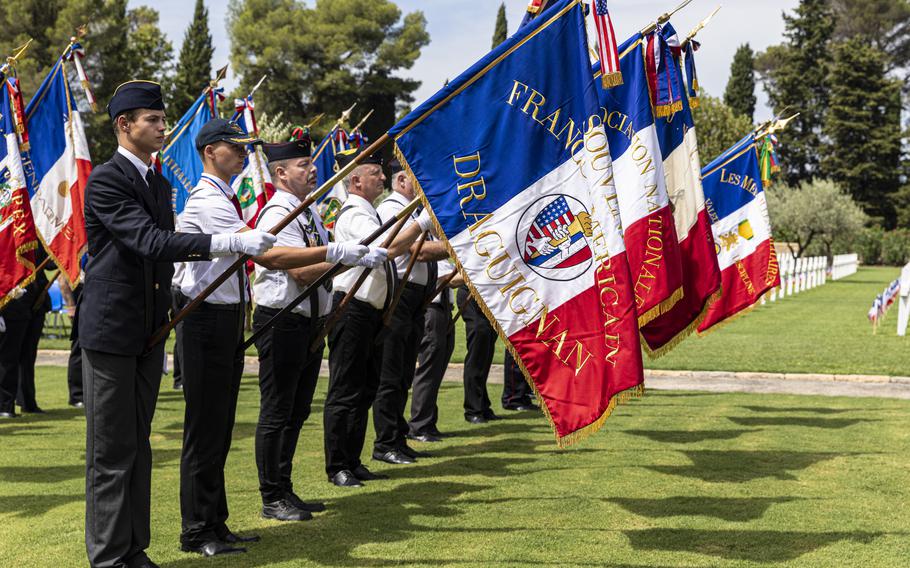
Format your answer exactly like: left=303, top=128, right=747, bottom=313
left=517, top=194, right=594, bottom=281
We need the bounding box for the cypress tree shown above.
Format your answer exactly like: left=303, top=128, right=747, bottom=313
left=172, top=0, right=214, bottom=115
left=821, top=38, right=902, bottom=228
left=757, top=0, right=835, bottom=186
left=492, top=3, right=508, bottom=48
left=723, top=44, right=756, bottom=121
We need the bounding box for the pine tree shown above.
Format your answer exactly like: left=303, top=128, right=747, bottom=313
left=172, top=0, right=214, bottom=116
left=492, top=3, right=508, bottom=49
left=756, top=0, right=835, bottom=186
left=723, top=44, right=756, bottom=121
left=821, top=38, right=902, bottom=227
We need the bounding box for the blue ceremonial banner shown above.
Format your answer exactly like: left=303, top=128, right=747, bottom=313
left=159, top=92, right=214, bottom=214
left=391, top=0, right=643, bottom=446
left=312, top=127, right=348, bottom=229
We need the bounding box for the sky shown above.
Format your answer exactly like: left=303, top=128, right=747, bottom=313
left=136, top=0, right=800, bottom=121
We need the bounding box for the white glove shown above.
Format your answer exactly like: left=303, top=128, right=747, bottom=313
left=356, top=247, right=388, bottom=269
left=326, top=242, right=369, bottom=266
left=0, top=316, right=5, bottom=333
left=9, top=286, right=25, bottom=300
left=211, top=230, right=277, bottom=257
left=416, top=209, right=433, bottom=233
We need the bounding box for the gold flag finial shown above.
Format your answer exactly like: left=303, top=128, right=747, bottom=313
left=682, top=6, right=722, bottom=48
left=304, top=113, right=325, bottom=129
left=642, top=0, right=695, bottom=35
left=350, top=109, right=374, bottom=133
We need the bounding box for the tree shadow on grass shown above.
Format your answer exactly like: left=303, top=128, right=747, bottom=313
left=740, top=405, right=854, bottom=415
left=621, top=429, right=758, bottom=444
left=0, top=463, right=83, bottom=484
left=0, top=423, right=55, bottom=436
left=607, top=496, right=800, bottom=522
left=160, top=480, right=495, bottom=568
left=154, top=420, right=258, bottom=444
left=646, top=450, right=845, bottom=482
left=623, top=528, right=881, bottom=563
left=727, top=416, right=876, bottom=429
left=0, top=492, right=82, bottom=518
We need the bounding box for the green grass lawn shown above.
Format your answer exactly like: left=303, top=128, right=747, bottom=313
left=40, top=266, right=907, bottom=375
left=1, top=367, right=908, bottom=567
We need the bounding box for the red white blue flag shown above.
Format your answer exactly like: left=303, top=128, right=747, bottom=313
left=698, top=135, right=780, bottom=333
left=0, top=73, right=40, bottom=308
left=391, top=0, right=643, bottom=446
left=22, top=51, right=90, bottom=286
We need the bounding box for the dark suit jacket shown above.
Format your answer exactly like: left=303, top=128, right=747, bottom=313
left=78, top=151, right=212, bottom=356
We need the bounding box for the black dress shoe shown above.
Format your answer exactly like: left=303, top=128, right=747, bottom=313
left=218, top=529, right=261, bottom=544
left=0, top=411, right=18, bottom=419
left=465, top=414, right=487, bottom=424
left=262, top=499, right=312, bottom=521
left=329, top=470, right=363, bottom=487
left=285, top=491, right=326, bottom=513
left=398, top=445, right=432, bottom=459
left=20, top=406, right=44, bottom=414
left=181, top=540, right=246, bottom=557
left=69, top=401, right=84, bottom=409
left=372, top=450, right=415, bottom=464
left=351, top=464, right=389, bottom=481
left=483, top=410, right=502, bottom=421
left=504, top=403, right=539, bottom=412
left=407, top=432, right=443, bottom=443
left=429, top=428, right=453, bottom=438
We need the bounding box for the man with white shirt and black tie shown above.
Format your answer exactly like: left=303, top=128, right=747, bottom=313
left=251, top=138, right=386, bottom=521
left=374, top=159, right=449, bottom=460
left=324, top=147, right=434, bottom=488
left=79, top=83, right=277, bottom=568
left=174, top=118, right=281, bottom=557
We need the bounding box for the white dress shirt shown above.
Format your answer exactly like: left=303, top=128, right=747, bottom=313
left=376, top=192, right=430, bottom=286
left=253, top=190, right=333, bottom=318
left=173, top=174, right=248, bottom=304
left=117, top=146, right=151, bottom=184
left=332, top=193, right=393, bottom=310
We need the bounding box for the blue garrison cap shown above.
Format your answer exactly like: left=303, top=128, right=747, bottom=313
left=107, top=80, right=165, bottom=119
left=195, top=118, right=261, bottom=150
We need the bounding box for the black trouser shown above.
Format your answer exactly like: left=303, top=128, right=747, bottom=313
left=409, top=299, right=454, bottom=436
left=458, top=287, right=496, bottom=418
left=324, top=294, right=383, bottom=477
left=374, top=284, right=427, bottom=454
left=502, top=350, right=534, bottom=408
left=170, top=288, right=188, bottom=389
left=83, top=344, right=165, bottom=568
left=253, top=306, right=323, bottom=504
left=68, top=285, right=84, bottom=405
left=17, top=304, right=48, bottom=410
left=0, top=316, right=28, bottom=414
left=179, top=303, right=244, bottom=546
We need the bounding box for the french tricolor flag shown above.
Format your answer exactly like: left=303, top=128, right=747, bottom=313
left=698, top=135, right=780, bottom=333
left=22, top=54, right=91, bottom=286
left=596, top=34, right=686, bottom=329
left=392, top=0, right=643, bottom=446
left=639, top=22, right=721, bottom=355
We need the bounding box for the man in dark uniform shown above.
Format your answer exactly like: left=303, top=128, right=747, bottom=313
left=16, top=248, right=52, bottom=414
left=79, top=81, right=276, bottom=568
left=252, top=137, right=384, bottom=520
left=458, top=287, right=501, bottom=424
left=0, top=287, right=30, bottom=418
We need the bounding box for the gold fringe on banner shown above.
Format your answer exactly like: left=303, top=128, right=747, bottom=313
left=636, top=285, right=684, bottom=328
left=601, top=72, right=624, bottom=89
left=688, top=96, right=700, bottom=109
left=642, top=287, right=721, bottom=359
left=393, top=142, right=644, bottom=448
left=654, top=100, right=683, bottom=118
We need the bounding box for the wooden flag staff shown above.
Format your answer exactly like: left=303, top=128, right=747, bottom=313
left=381, top=230, right=428, bottom=327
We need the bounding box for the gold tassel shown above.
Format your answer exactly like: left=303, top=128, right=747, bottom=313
left=600, top=72, right=624, bottom=89
left=642, top=287, right=721, bottom=359
left=654, top=100, right=684, bottom=118
left=636, top=285, right=684, bottom=328
left=688, top=97, right=700, bottom=109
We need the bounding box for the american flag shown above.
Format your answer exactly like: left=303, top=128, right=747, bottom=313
left=592, top=0, right=622, bottom=88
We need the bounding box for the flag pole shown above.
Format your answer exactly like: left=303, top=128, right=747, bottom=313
left=308, top=210, right=413, bottom=353
left=680, top=6, right=721, bottom=49
left=381, top=230, right=428, bottom=327
left=146, top=132, right=394, bottom=351
left=640, top=0, right=695, bottom=34
left=0, top=39, right=33, bottom=76
left=239, top=196, right=421, bottom=352
left=448, top=293, right=473, bottom=335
